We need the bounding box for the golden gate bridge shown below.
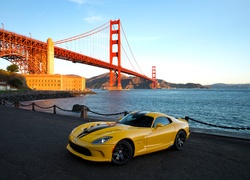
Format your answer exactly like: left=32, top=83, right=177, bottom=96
left=0, top=19, right=157, bottom=90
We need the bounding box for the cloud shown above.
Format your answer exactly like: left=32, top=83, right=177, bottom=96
left=83, top=16, right=105, bottom=24
left=69, top=0, right=102, bottom=5
left=69, top=0, right=86, bottom=4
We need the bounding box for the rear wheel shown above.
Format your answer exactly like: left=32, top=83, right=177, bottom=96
left=174, top=130, right=186, bottom=150
left=112, top=140, right=133, bottom=165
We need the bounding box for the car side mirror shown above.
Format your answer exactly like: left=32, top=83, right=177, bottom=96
left=155, top=123, right=164, bottom=128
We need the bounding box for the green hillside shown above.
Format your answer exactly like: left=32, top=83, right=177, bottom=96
left=0, top=69, right=30, bottom=90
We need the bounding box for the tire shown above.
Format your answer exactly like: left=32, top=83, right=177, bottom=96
left=174, top=130, right=186, bottom=150
left=112, top=140, right=133, bottom=165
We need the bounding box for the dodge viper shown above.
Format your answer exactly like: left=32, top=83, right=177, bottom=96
left=67, top=111, right=190, bottom=165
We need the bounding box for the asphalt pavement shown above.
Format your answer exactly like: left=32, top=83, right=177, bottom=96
left=0, top=105, right=250, bottom=180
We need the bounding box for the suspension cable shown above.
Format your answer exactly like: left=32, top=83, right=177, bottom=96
left=120, top=23, right=145, bottom=75
left=121, top=44, right=137, bottom=72
left=54, top=21, right=110, bottom=44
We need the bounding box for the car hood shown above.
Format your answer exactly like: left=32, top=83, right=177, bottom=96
left=71, top=122, right=150, bottom=143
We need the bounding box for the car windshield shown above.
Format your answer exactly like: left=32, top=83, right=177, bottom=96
left=120, top=113, right=154, bottom=127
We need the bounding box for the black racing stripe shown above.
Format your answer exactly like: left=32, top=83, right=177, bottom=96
left=77, top=124, right=111, bottom=138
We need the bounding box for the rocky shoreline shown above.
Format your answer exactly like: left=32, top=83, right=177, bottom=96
left=0, top=90, right=96, bottom=102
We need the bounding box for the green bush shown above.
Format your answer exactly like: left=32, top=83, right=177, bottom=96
left=8, top=79, right=23, bottom=88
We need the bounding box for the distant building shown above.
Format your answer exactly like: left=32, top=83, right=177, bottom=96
left=0, top=82, right=17, bottom=91
left=23, top=74, right=85, bottom=91
left=0, top=82, right=10, bottom=91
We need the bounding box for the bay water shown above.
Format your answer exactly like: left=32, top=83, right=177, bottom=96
left=23, top=89, right=250, bottom=135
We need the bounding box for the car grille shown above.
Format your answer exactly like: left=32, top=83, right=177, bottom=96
left=69, top=141, right=92, bottom=156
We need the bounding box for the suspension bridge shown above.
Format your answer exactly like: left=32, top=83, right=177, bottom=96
left=0, top=19, right=157, bottom=90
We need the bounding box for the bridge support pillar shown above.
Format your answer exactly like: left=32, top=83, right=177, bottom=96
left=152, top=66, right=157, bottom=89
left=47, top=38, right=54, bottom=74
left=109, top=19, right=122, bottom=90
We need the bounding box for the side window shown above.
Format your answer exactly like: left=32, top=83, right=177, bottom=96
left=153, top=117, right=171, bottom=127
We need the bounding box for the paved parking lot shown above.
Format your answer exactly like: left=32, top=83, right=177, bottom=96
left=1, top=105, right=250, bottom=180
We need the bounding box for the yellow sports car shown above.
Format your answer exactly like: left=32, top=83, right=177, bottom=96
left=67, top=111, right=190, bottom=165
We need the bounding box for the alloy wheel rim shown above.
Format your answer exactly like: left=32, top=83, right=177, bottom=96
left=113, top=144, right=130, bottom=163
left=177, top=133, right=185, bottom=147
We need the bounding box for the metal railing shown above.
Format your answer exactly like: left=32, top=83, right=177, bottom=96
left=1, top=98, right=249, bottom=130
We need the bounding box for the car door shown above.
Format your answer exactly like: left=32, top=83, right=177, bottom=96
left=146, top=116, right=175, bottom=149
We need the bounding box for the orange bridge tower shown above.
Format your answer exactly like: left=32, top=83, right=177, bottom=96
left=109, top=19, right=122, bottom=90
left=152, top=66, right=157, bottom=89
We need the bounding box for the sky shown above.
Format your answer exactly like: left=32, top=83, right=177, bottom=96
left=0, top=0, right=249, bottom=85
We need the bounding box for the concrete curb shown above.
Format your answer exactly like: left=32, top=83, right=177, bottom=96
left=190, top=127, right=250, bottom=140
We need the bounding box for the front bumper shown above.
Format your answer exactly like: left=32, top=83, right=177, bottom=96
left=67, top=135, right=115, bottom=162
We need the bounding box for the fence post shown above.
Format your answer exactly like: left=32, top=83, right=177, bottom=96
left=15, top=99, right=19, bottom=108
left=32, top=103, right=35, bottom=111
left=80, top=107, right=88, bottom=119
left=53, top=105, right=56, bottom=114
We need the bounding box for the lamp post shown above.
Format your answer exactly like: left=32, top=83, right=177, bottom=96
left=1, top=23, right=4, bottom=30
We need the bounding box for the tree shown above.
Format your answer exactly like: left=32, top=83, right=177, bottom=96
left=8, top=78, right=23, bottom=88
left=7, top=64, right=19, bottom=73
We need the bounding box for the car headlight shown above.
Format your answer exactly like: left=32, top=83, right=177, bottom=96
left=92, top=136, right=112, bottom=145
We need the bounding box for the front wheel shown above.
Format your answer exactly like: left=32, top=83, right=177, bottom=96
left=112, top=140, right=133, bottom=165
left=174, top=130, right=186, bottom=150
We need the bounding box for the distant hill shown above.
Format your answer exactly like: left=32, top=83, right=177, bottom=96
left=208, top=83, right=250, bottom=89
left=86, top=73, right=209, bottom=89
